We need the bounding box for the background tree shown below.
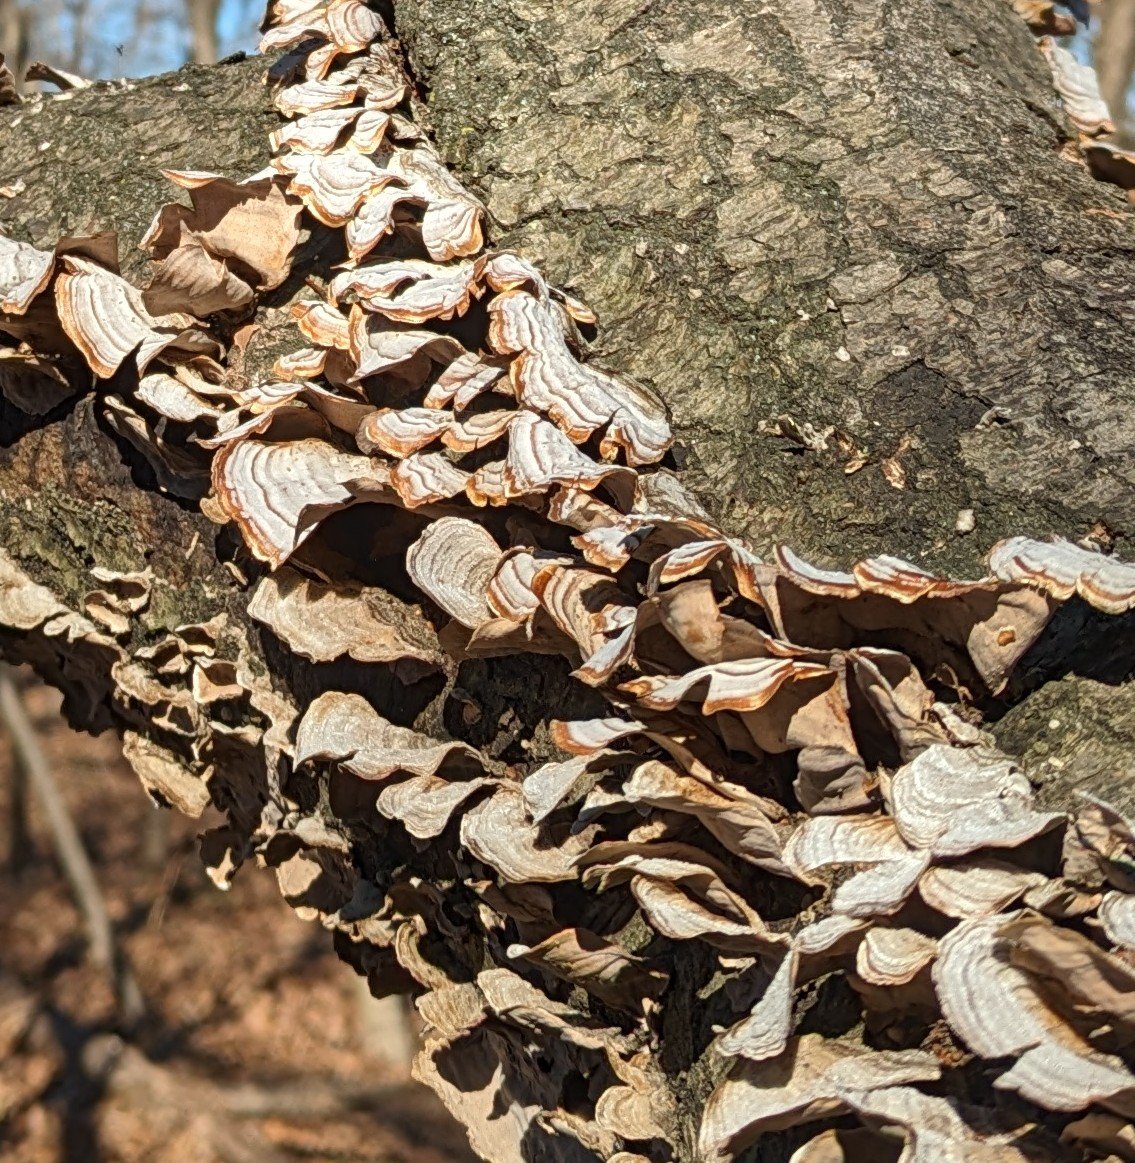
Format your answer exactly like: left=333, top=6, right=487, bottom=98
left=1098, top=0, right=1135, bottom=139
left=0, top=0, right=29, bottom=85
left=0, top=0, right=263, bottom=80
left=186, top=0, right=221, bottom=64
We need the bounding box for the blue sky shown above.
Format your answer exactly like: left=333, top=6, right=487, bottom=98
left=48, top=0, right=262, bottom=78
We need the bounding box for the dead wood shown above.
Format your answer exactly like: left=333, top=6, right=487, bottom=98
left=1, top=4, right=1135, bottom=1161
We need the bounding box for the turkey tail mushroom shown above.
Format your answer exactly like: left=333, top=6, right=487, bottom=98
left=3, top=3, right=1135, bottom=1162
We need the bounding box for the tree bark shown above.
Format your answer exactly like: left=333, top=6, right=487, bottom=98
left=390, top=0, right=1135, bottom=809
left=2, top=5, right=1135, bottom=1157
left=395, top=0, right=1135, bottom=569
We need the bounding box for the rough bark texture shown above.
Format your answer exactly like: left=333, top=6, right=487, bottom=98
left=389, top=0, right=1135, bottom=811
left=0, top=56, right=277, bottom=728
left=1, top=7, right=1135, bottom=1153
left=1, top=58, right=275, bottom=279
left=396, top=0, right=1135, bottom=568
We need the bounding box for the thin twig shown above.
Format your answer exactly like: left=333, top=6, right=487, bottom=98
left=6, top=722, right=31, bottom=874
left=0, top=666, right=145, bottom=1027
left=141, top=805, right=170, bottom=871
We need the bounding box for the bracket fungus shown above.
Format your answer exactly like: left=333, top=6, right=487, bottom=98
left=1016, top=18, right=1135, bottom=197
left=3, top=3, right=1135, bottom=1162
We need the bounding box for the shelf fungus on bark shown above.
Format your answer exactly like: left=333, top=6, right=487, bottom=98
left=212, top=432, right=395, bottom=566
left=1039, top=37, right=1116, bottom=137
left=7, top=3, right=1135, bottom=1161
left=1007, top=0, right=1078, bottom=36
left=0, top=235, right=57, bottom=314
left=248, top=567, right=441, bottom=670
left=1082, top=139, right=1135, bottom=191
left=698, top=1035, right=942, bottom=1163
left=935, top=912, right=1135, bottom=1115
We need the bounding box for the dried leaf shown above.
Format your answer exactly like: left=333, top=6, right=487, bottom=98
left=143, top=238, right=254, bottom=316
left=143, top=172, right=301, bottom=290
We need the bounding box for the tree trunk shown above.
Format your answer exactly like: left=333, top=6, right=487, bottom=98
left=2, top=5, right=1135, bottom=1159
left=1097, top=0, right=1135, bottom=142
left=395, top=0, right=1135, bottom=567
left=0, top=0, right=28, bottom=87
left=185, top=0, right=221, bottom=65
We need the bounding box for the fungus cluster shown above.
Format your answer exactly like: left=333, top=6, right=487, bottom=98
left=1014, top=3, right=1135, bottom=194
left=3, top=3, right=1135, bottom=1160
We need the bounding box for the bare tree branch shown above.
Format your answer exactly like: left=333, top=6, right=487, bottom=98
left=0, top=667, right=145, bottom=1027
left=2, top=4, right=1135, bottom=1160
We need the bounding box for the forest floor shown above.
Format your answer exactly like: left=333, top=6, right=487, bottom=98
left=0, top=673, right=474, bottom=1163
